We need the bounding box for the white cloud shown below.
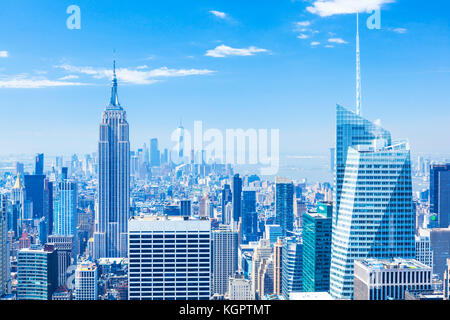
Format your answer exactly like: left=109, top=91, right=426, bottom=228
left=210, top=10, right=227, bottom=19
left=0, top=51, right=8, bottom=58
left=297, top=34, right=309, bottom=39
left=58, top=75, right=79, bottom=80
left=136, top=65, right=149, bottom=70
left=310, top=41, right=321, bottom=46
left=295, top=21, right=311, bottom=27
left=0, top=75, right=85, bottom=89
left=307, top=0, right=395, bottom=17
left=392, top=27, right=407, bottom=34
left=328, top=37, right=348, bottom=44
left=325, top=45, right=335, bottom=48
left=205, top=45, right=268, bottom=58
left=55, top=64, right=214, bottom=85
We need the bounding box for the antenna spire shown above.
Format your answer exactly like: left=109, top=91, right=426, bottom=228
left=356, top=13, right=362, bottom=116
left=109, top=60, right=120, bottom=108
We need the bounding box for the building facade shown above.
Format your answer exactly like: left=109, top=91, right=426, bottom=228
left=303, top=202, right=332, bottom=292
left=212, top=225, right=238, bottom=295
left=354, top=258, right=432, bottom=300
left=94, top=62, right=130, bottom=259
left=128, top=216, right=211, bottom=300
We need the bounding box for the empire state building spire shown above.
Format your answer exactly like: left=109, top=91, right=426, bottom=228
left=109, top=60, right=121, bottom=108
left=356, top=13, right=362, bottom=116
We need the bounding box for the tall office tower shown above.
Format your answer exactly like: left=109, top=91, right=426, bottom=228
left=44, top=179, right=53, bottom=236
left=35, top=153, right=44, bottom=175
left=282, top=236, right=303, bottom=300
left=273, top=238, right=283, bottom=296
left=0, top=196, right=8, bottom=297
left=221, top=184, right=232, bottom=225
left=227, top=273, right=252, bottom=300
left=11, top=176, right=25, bottom=237
left=257, top=257, right=274, bottom=297
left=275, top=178, right=294, bottom=237
left=265, top=224, right=283, bottom=245
left=330, top=147, right=335, bottom=173
left=74, top=261, right=98, bottom=300
left=251, top=238, right=272, bottom=299
left=47, top=235, right=74, bottom=287
left=94, top=62, right=130, bottom=259
left=334, top=105, right=391, bottom=226
left=24, top=174, right=45, bottom=219
left=150, top=138, right=161, bottom=167
left=242, top=189, right=258, bottom=244
left=198, top=195, right=209, bottom=217
left=232, top=174, right=242, bottom=224
left=178, top=121, right=185, bottom=161
left=330, top=105, right=415, bottom=300
left=180, top=200, right=191, bottom=216
left=212, top=225, right=238, bottom=295
left=303, top=202, right=332, bottom=292
left=354, top=258, right=432, bottom=300
left=17, top=244, right=57, bottom=300
left=54, top=178, right=77, bottom=236
left=128, top=216, right=211, bottom=300
left=415, top=234, right=433, bottom=268
left=444, top=259, right=450, bottom=300
left=426, top=228, right=450, bottom=279
left=16, top=162, right=24, bottom=177
left=430, top=164, right=450, bottom=228
left=224, top=203, right=233, bottom=226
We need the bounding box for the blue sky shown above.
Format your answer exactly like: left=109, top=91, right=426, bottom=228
left=0, top=0, right=448, bottom=157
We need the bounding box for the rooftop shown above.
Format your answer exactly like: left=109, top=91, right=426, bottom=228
left=357, top=258, right=430, bottom=270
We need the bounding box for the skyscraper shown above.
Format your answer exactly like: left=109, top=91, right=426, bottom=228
left=281, top=236, right=303, bottom=300
left=232, top=174, right=242, bottom=224
left=17, top=244, right=58, bottom=300
left=303, top=202, right=332, bottom=293
left=242, top=189, right=258, bottom=244
left=221, top=184, right=232, bottom=225
left=150, top=138, right=161, bottom=167
left=430, top=164, right=450, bottom=228
left=128, top=215, right=211, bottom=300
left=74, top=261, right=98, bottom=300
left=330, top=107, right=415, bottom=299
left=94, top=62, right=130, bottom=259
left=54, top=179, right=77, bottom=236
left=275, top=178, right=294, bottom=237
left=212, top=225, right=238, bottom=295
left=35, top=153, right=44, bottom=175
left=0, top=196, right=8, bottom=297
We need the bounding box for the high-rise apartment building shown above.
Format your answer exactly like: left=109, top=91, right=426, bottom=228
left=128, top=215, right=211, bottom=300
left=273, top=238, right=283, bottom=296
left=47, top=235, right=74, bottom=287
left=94, top=62, right=130, bottom=259
left=221, top=184, right=232, bottom=225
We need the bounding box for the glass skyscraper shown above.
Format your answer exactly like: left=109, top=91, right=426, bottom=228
left=242, top=189, right=258, bottom=244
left=275, top=178, right=294, bottom=237
left=94, top=62, right=130, bottom=259
left=54, top=179, right=77, bottom=236
left=281, top=236, right=303, bottom=300
left=303, top=202, right=332, bottom=293
left=330, top=105, right=415, bottom=299
left=430, top=164, right=450, bottom=228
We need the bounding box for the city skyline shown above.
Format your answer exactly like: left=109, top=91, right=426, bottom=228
left=0, top=1, right=448, bottom=156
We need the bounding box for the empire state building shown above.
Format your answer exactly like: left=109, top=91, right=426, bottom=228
left=94, top=62, right=130, bottom=258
